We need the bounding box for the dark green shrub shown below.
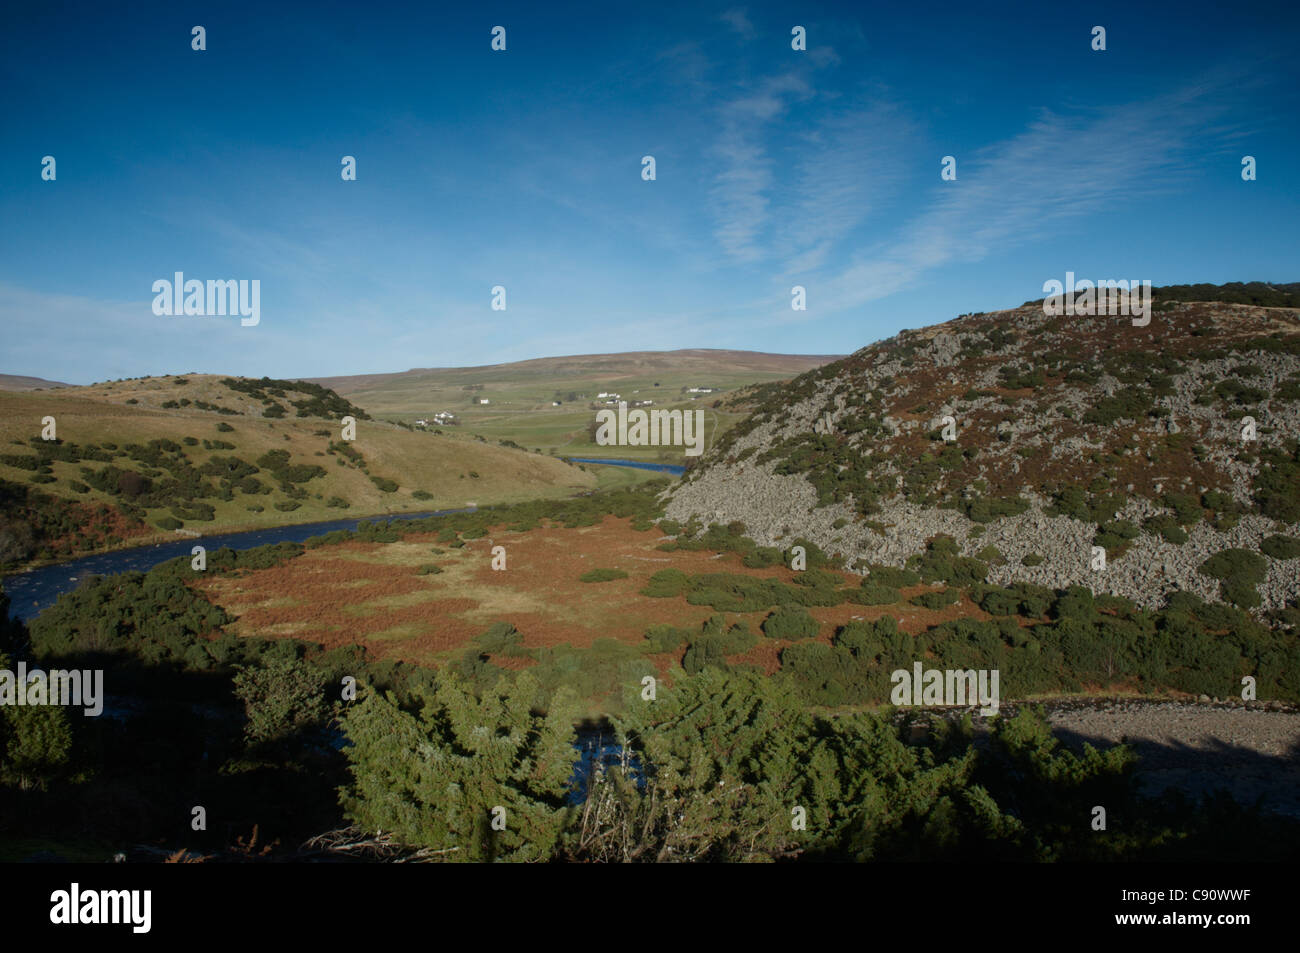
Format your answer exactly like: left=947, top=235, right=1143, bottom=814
left=957, top=495, right=1030, bottom=523
left=580, top=568, right=628, bottom=583
left=910, top=589, right=960, bottom=610
left=683, top=573, right=801, bottom=612
left=777, top=641, right=864, bottom=706
left=681, top=637, right=729, bottom=675
left=474, top=621, right=525, bottom=655
left=791, top=568, right=841, bottom=589
left=846, top=583, right=901, bottom=605
left=644, top=624, right=690, bottom=653
left=1095, top=520, right=1140, bottom=555
left=1261, top=535, right=1300, bottom=559
left=908, top=537, right=987, bottom=586
left=1163, top=492, right=1203, bottom=525
left=761, top=605, right=819, bottom=640
left=1199, top=549, right=1268, bottom=608
left=1253, top=442, right=1300, bottom=523
left=1052, top=586, right=1095, bottom=620
left=863, top=565, right=920, bottom=588
left=740, top=546, right=784, bottom=568
left=170, top=501, right=216, bottom=521
left=977, top=582, right=1054, bottom=618
left=681, top=618, right=757, bottom=674
left=1144, top=514, right=1188, bottom=544
left=642, top=569, right=689, bottom=597
left=1083, top=388, right=1152, bottom=425
left=1012, top=583, right=1055, bottom=618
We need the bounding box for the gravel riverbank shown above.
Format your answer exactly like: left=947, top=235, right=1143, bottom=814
left=896, top=698, right=1300, bottom=817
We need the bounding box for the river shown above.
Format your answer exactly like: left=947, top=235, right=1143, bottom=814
left=2, top=507, right=472, bottom=622
left=3, top=457, right=685, bottom=621
left=564, top=457, right=686, bottom=474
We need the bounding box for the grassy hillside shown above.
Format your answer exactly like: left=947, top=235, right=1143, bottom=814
left=0, top=373, right=69, bottom=391
left=0, top=375, right=594, bottom=567
left=310, top=349, right=841, bottom=462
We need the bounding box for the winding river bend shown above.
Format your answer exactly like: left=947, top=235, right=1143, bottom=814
left=2, top=508, right=473, bottom=622
left=3, top=459, right=686, bottom=621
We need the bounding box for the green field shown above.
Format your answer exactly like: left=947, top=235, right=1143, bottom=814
left=311, top=348, right=838, bottom=463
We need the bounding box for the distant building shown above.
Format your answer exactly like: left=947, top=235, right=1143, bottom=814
left=478, top=398, right=490, bottom=404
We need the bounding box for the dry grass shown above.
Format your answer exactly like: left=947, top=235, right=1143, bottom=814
left=193, top=516, right=994, bottom=670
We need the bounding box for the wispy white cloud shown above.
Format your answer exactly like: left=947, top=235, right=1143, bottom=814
left=778, top=101, right=918, bottom=274
left=719, top=8, right=756, bottom=41
left=693, top=71, right=1253, bottom=333
left=707, top=89, right=916, bottom=275
left=707, top=72, right=814, bottom=263
left=800, top=80, right=1241, bottom=317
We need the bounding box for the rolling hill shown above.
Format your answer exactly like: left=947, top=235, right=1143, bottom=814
left=309, top=349, right=842, bottom=461
left=0, top=374, right=69, bottom=391
left=665, top=286, right=1300, bottom=614
left=0, top=374, right=595, bottom=568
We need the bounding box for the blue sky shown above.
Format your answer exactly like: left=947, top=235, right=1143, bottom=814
left=2, top=0, right=1297, bottom=384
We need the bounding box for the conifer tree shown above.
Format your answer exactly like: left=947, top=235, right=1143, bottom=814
left=340, top=672, right=578, bottom=861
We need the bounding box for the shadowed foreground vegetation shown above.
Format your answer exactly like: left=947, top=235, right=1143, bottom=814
left=2, top=482, right=1298, bottom=862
